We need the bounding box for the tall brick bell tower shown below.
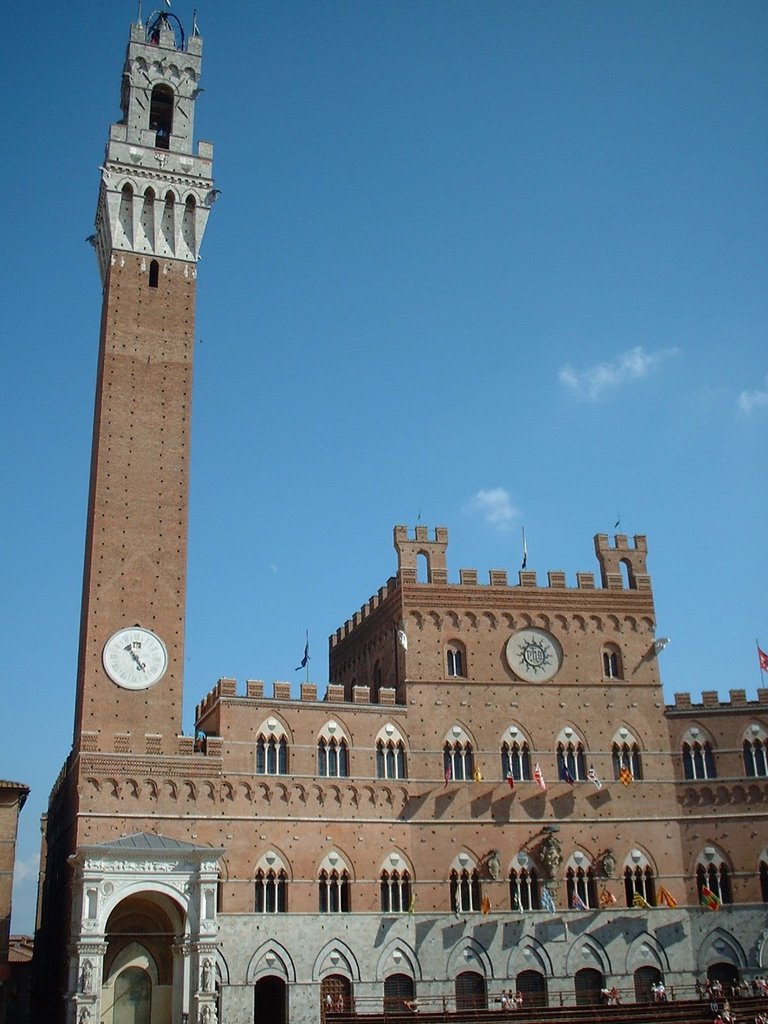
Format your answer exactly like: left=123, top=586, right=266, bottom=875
left=74, top=12, right=214, bottom=756
left=34, top=14, right=216, bottom=1021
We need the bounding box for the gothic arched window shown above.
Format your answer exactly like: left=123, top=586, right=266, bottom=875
left=501, top=739, right=531, bottom=781
left=380, top=869, right=412, bottom=913
left=446, top=642, right=466, bottom=678
left=557, top=741, right=586, bottom=781
left=318, top=736, right=349, bottom=778
left=695, top=858, right=732, bottom=905
left=319, top=869, right=350, bottom=913
left=743, top=737, right=768, bottom=778
left=682, top=740, right=716, bottom=780
left=376, top=739, right=407, bottom=780
left=450, top=868, right=482, bottom=913
left=509, top=867, right=540, bottom=910
left=444, top=740, right=474, bottom=782
left=255, top=868, right=287, bottom=913
left=256, top=734, right=287, bottom=775
left=612, top=740, right=643, bottom=780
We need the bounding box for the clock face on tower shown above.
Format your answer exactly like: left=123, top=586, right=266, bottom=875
left=505, top=628, right=563, bottom=683
left=102, top=627, right=168, bottom=690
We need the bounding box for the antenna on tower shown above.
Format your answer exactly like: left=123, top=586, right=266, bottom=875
left=137, top=0, right=143, bottom=26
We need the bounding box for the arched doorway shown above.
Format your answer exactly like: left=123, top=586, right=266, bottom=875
left=708, top=962, right=740, bottom=995
left=255, top=976, right=287, bottom=1024
left=384, top=973, right=415, bottom=1013
left=321, top=974, right=353, bottom=1015
left=114, top=967, right=151, bottom=1024
left=102, top=893, right=182, bottom=1024
left=634, top=965, right=662, bottom=1003
left=574, top=967, right=604, bottom=1006
left=455, top=971, right=487, bottom=1011
left=516, top=969, right=548, bottom=1008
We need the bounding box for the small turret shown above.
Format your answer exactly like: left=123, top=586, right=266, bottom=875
left=393, top=525, right=449, bottom=584
left=594, top=533, right=651, bottom=591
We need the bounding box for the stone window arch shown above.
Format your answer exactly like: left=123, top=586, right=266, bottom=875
left=446, top=640, right=466, bottom=678
left=254, top=855, right=287, bottom=913
left=622, top=850, right=656, bottom=907
left=450, top=854, right=482, bottom=913
left=376, top=724, right=407, bottom=780
left=379, top=853, right=412, bottom=913
left=602, top=643, right=623, bottom=679
left=509, top=853, right=540, bottom=910
left=682, top=728, right=716, bottom=780
left=612, top=728, right=643, bottom=780
left=501, top=727, right=531, bottom=781
left=256, top=718, right=288, bottom=775
left=148, top=259, right=159, bottom=289
left=556, top=728, right=586, bottom=781
left=566, top=853, right=597, bottom=909
left=743, top=725, right=767, bottom=778
left=443, top=727, right=474, bottom=781
left=319, top=852, right=351, bottom=913
left=317, top=721, right=349, bottom=778
left=695, top=848, right=732, bottom=905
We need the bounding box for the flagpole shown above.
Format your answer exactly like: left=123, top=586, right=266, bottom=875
left=757, top=639, right=765, bottom=688
left=305, top=630, right=310, bottom=685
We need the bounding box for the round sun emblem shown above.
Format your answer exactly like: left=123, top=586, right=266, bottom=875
left=505, top=628, right=562, bottom=683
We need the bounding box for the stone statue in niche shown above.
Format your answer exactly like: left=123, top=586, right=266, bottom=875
left=540, top=834, right=563, bottom=881
left=201, top=957, right=213, bottom=992
left=81, top=959, right=93, bottom=993
left=487, top=850, right=501, bottom=880
left=602, top=849, right=616, bottom=878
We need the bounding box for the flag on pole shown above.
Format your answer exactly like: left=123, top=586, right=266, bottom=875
left=758, top=644, right=768, bottom=672
left=632, top=891, right=651, bottom=909
left=512, top=891, right=522, bottom=912
left=481, top=895, right=491, bottom=915
left=571, top=891, right=588, bottom=911
left=561, top=767, right=575, bottom=786
left=444, top=765, right=452, bottom=787
left=658, top=886, right=677, bottom=909
left=408, top=892, right=416, bottom=916
left=295, top=633, right=309, bottom=671
left=700, top=885, right=721, bottom=911
left=506, top=773, right=515, bottom=790
left=541, top=888, right=556, bottom=914
left=599, top=887, right=616, bottom=908
left=587, top=766, right=602, bottom=789
left=397, top=627, right=408, bottom=650
left=521, top=527, right=528, bottom=570
left=533, top=763, right=546, bottom=791
left=472, top=766, right=484, bottom=783
left=619, top=766, right=633, bottom=786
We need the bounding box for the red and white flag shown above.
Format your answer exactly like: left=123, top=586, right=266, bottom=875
left=533, top=763, right=546, bottom=791
left=758, top=645, right=768, bottom=673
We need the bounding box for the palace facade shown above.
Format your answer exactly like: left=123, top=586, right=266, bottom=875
left=33, top=14, right=768, bottom=1024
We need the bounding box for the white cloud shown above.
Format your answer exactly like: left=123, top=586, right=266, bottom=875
left=559, top=345, right=679, bottom=401
left=465, top=488, right=519, bottom=531
left=738, top=375, right=768, bottom=415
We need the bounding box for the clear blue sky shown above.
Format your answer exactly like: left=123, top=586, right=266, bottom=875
left=2, top=1, right=766, bottom=933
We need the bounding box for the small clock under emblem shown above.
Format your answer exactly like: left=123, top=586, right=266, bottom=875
left=505, top=628, right=562, bottom=683
left=103, top=626, right=168, bottom=690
